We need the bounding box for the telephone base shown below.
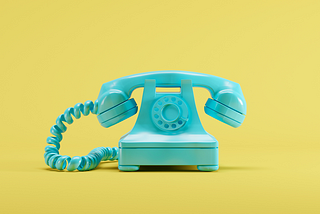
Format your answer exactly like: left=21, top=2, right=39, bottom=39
left=118, top=147, right=218, bottom=171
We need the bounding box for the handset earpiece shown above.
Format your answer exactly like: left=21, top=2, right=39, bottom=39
left=204, top=89, right=246, bottom=128
left=97, top=89, right=138, bottom=128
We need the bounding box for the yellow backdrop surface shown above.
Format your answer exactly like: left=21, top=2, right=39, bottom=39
left=0, top=1, right=319, bottom=213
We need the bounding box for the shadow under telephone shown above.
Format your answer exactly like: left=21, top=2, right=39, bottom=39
left=44, top=71, right=247, bottom=172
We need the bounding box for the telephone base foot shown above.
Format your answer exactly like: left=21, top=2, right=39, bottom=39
left=118, top=165, right=140, bottom=172
left=197, top=165, right=219, bottom=172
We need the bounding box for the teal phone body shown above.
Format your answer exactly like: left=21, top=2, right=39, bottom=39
left=44, top=71, right=247, bottom=172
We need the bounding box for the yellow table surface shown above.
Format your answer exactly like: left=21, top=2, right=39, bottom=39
left=1, top=1, right=319, bottom=213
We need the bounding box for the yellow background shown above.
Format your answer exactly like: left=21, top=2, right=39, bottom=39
left=1, top=1, right=319, bottom=213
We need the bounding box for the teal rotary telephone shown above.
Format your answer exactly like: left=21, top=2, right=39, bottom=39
left=44, top=71, right=247, bottom=172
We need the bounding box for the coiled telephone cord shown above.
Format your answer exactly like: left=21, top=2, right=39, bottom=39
left=44, top=100, right=119, bottom=171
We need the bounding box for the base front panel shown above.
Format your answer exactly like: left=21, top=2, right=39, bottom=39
left=119, top=147, right=218, bottom=165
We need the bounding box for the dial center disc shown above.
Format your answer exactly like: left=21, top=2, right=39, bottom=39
left=161, top=104, right=180, bottom=122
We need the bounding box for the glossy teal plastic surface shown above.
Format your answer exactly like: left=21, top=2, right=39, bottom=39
left=44, top=70, right=246, bottom=172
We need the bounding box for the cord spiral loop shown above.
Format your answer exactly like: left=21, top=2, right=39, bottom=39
left=44, top=100, right=119, bottom=171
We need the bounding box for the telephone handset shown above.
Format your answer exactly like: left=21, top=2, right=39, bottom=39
left=45, top=71, right=247, bottom=172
